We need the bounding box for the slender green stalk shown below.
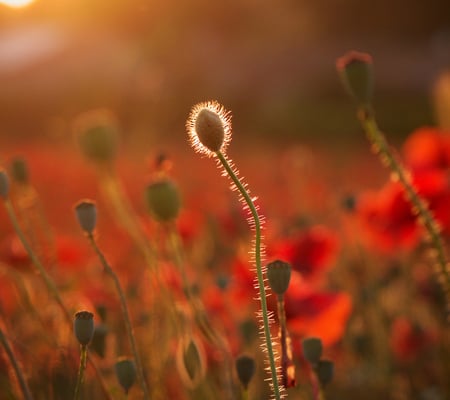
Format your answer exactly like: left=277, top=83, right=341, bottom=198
left=216, top=151, right=282, bottom=399
left=0, top=327, right=33, bottom=400
left=276, top=295, right=290, bottom=388
left=358, top=107, right=450, bottom=314
left=241, top=388, right=249, bottom=400
left=73, top=345, right=88, bottom=400
left=2, top=199, right=112, bottom=400
left=87, top=233, right=150, bottom=400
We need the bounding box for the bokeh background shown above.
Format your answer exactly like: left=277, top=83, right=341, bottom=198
left=0, top=0, right=449, bottom=148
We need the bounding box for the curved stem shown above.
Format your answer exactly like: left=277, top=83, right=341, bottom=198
left=2, top=199, right=112, bottom=400
left=0, top=327, right=33, bottom=400
left=74, top=345, right=88, bottom=400
left=87, top=233, right=150, bottom=400
left=216, top=151, right=282, bottom=399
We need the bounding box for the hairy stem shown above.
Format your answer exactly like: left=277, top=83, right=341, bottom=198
left=73, top=345, right=88, bottom=400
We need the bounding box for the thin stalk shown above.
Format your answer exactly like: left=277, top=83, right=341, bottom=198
left=87, top=233, right=150, bottom=400
left=216, top=151, right=282, bottom=400
left=2, top=199, right=112, bottom=400
left=358, top=107, right=450, bottom=314
left=276, top=295, right=289, bottom=388
left=0, top=327, right=33, bottom=400
left=73, top=345, right=88, bottom=400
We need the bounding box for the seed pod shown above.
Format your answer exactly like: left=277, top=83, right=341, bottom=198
left=316, top=359, right=334, bottom=387
left=176, top=336, right=206, bottom=389
left=336, top=51, right=374, bottom=105
left=145, top=179, right=181, bottom=222
left=0, top=169, right=9, bottom=199
left=266, top=260, right=291, bottom=296
left=74, top=200, right=97, bottom=234
left=10, top=157, right=29, bottom=184
left=115, top=358, right=136, bottom=394
left=235, top=354, right=256, bottom=390
left=74, top=311, right=94, bottom=346
left=302, top=337, right=323, bottom=365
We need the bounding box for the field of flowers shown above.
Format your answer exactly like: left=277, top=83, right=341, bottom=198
left=0, top=52, right=449, bottom=400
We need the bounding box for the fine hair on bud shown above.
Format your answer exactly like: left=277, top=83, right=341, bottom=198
left=302, top=337, right=323, bottom=365
left=235, top=354, right=256, bottom=390
left=74, top=108, right=119, bottom=163
left=145, top=179, right=181, bottom=222
left=266, top=259, right=292, bottom=296
left=336, top=51, right=374, bottom=105
left=74, top=200, right=97, bottom=234
left=186, top=100, right=232, bottom=157
left=0, top=169, right=9, bottom=199
left=175, top=335, right=206, bottom=389
left=74, top=311, right=95, bottom=346
left=115, top=358, right=137, bottom=394
left=10, top=157, right=29, bottom=184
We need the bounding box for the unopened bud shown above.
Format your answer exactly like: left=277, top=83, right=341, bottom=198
left=115, top=358, right=136, bottom=394
left=0, top=169, right=9, bottom=199
left=302, top=337, right=323, bottom=365
left=145, top=179, right=181, bottom=222
left=74, top=200, right=97, bottom=234
left=235, top=354, right=256, bottom=390
left=91, top=324, right=108, bottom=358
left=74, top=311, right=94, bottom=346
left=336, top=51, right=373, bottom=105
left=316, top=359, right=334, bottom=387
left=10, top=157, right=29, bottom=184
left=176, top=336, right=206, bottom=389
left=266, top=259, right=291, bottom=296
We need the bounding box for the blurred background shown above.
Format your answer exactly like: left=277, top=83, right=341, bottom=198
left=0, top=0, right=449, bottom=147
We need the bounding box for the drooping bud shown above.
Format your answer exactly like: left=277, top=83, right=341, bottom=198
left=115, top=358, right=136, bottom=394
left=336, top=51, right=374, bottom=105
left=74, top=200, right=97, bottom=234
left=0, top=169, right=9, bottom=199
left=74, top=109, right=119, bottom=164
left=302, top=337, right=323, bottom=365
left=91, top=324, right=108, bottom=358
left=176, top=336, right=206, bottom=389
left=235, top=354, right=256, bottom=390
left=266, top=259, right=292, bottom=296
left=74, top=311, right=94, bottom=346
left=10, top=157, right=29, bottom=184
left=315, top=359, right=334, bottom=387
left=145, top=179, right=181, bottom=222
left=186, top=101, right=232, bottom=157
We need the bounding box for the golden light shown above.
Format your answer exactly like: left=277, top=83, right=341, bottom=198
left=0, top=0, right=35, bottom=8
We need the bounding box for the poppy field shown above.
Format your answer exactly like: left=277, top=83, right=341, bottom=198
left=0, top=51, right=449, bottom=400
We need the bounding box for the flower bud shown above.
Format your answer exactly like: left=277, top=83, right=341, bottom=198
left=266, top=259, right=291, bottom=296
left=176, top=336, right=206, bottom=389
left=0, top=169, right=9, bottom=199
left=336, top=51, right=373, bottom=105
left=74, top=200, right=97, bottom=234
left=91, top=324, right=108, bottom=358
left=302, top=337, right=323, bottom=365
left=235, top=354, right=256, bottom=390
left=316, top=359, right=334, bottom=387
left=74, top=311, right=94, bottom=346
left=74, top=109, right=119, bottom=164
left=10, top=157, right=29, bottom=184
left=145, top=179, right=181, bottom=222
left=115, top=358, right=136, bottom=394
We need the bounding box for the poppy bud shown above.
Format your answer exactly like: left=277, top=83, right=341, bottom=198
left=10, top=157, right=29, bottom=184
left=74, top=311, right=94, bottom=346
left=302, top=337, right=323, bottom=365
left=145, top=179, right=181, bottom=222
left=316, top=359, right=334, bottom=387
left=0, top=169, right=9, bottom=199
left=74, top=200, right=97, bottom=234
left=75, top=109, right=119, bottom=163
left=266, top=260, right=291, bottom=296
left=115, top=358, right=136, bottom=394
left=235, top=354, right=256, bottom=390
left=91, top=324, right=108, bottom=358
left=336, top=51, right=374, bottom=105
left=176, top=336, right=206, bottom=389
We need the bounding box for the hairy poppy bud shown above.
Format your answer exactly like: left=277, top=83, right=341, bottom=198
left=302, top=337, right=323, bottom=365
left=235, top=354, right=256, bottom=390
left=145, top=179, right=181, bottom=222
left=115, top=358, right=136, bottom=394
left=266, top=260, right=291, bottom=296
left=74, top=311, right=94, bottom=346
left=0, top=169, right=9, bottom=199
left=74, top=200, right=97, bottom=234
left=336, top=51, right=373, bottom=105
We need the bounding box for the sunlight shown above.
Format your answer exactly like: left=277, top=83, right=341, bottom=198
left=0, top=0, right=35, bottom=8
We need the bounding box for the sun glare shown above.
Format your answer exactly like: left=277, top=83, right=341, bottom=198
left=0, top=0, right=35, bottom=8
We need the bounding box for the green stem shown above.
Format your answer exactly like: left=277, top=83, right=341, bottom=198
left=277, top=296, right=289, bottom=388
left=216, top=151, right=281, bottom=399
left=2, top=199, right=112, bottom=400
left=74, top=345, right=88, bottom=400
left=359, top=108, right=450, bottom=314
left=0, top=327, right=33, bottom=400
left=241, top=387, right=249, bottom=400
left=87, top=234, right=150, bottom=400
